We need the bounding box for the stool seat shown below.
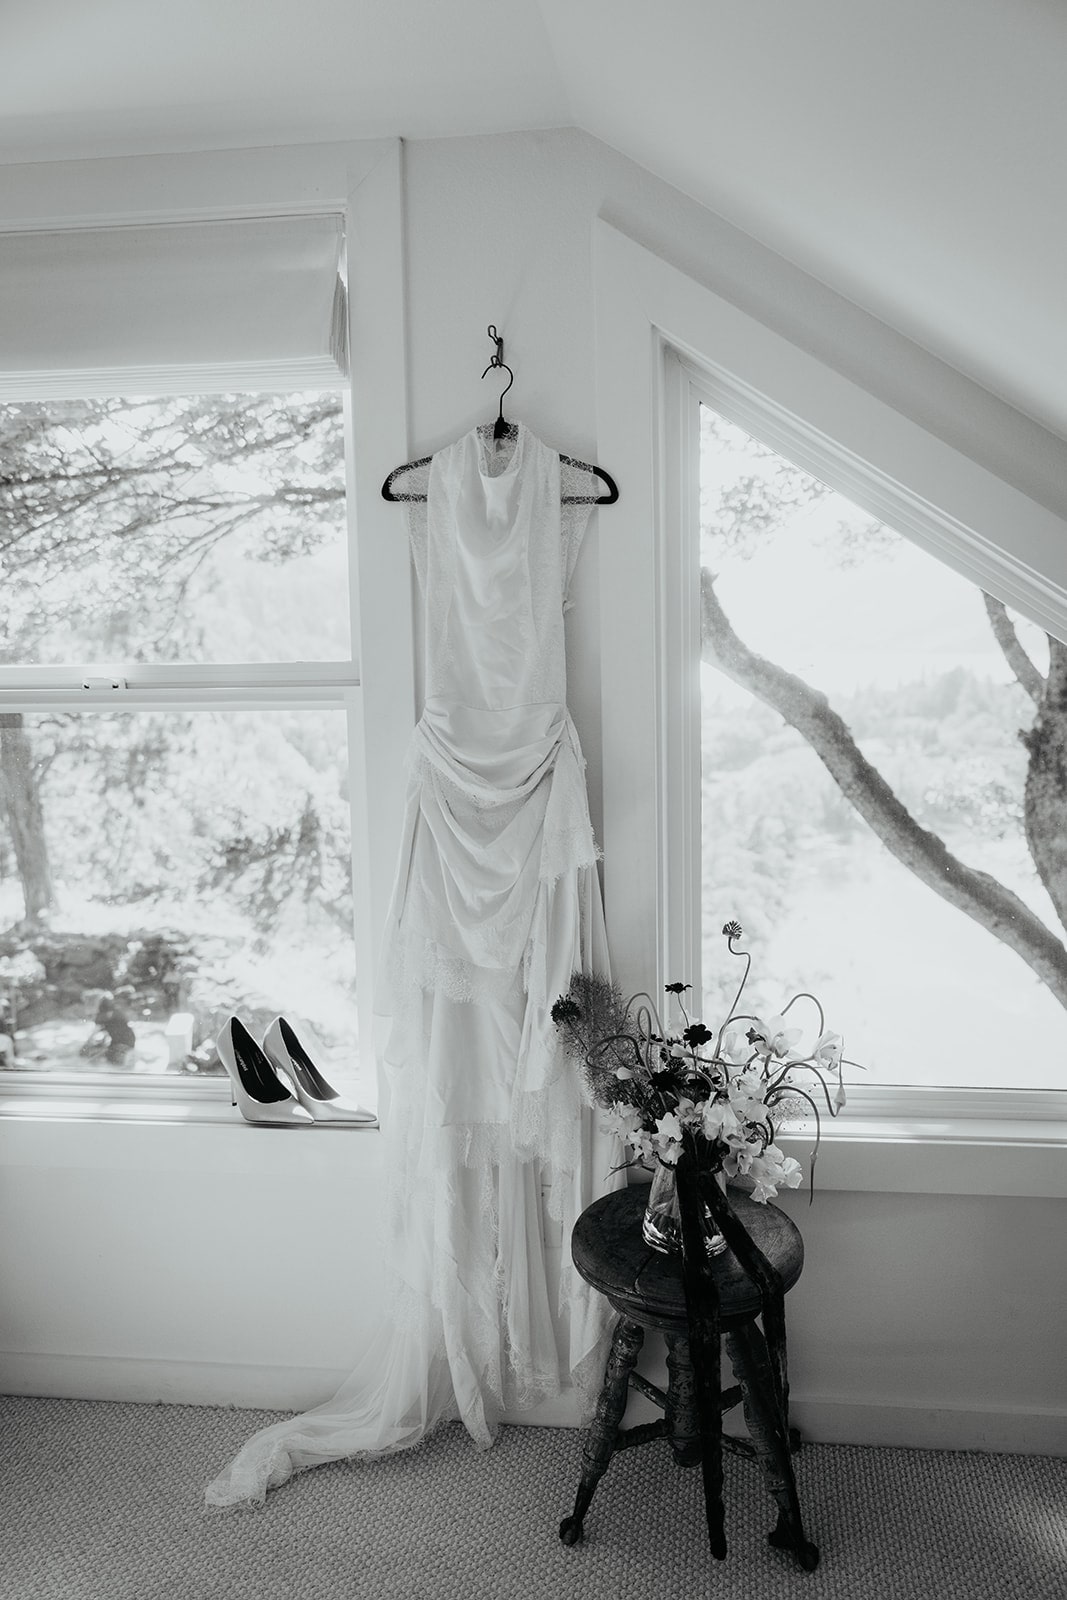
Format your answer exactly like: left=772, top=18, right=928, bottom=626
left=572, top=1183, right=804, bottom=1331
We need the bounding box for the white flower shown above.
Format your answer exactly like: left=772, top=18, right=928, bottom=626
left=701, top=1094, right=740, bottom=1142
left=808, top=1029, right=848, bottom=1111
left=749, top=1015, right=802, bottom=1061
left=811, top=1029, right=841, bottom=1065
left=624, top=1128, right=654, bottom=1163
left=600, top=1102, right=640, bottom=1143
left=654, top=1110, right=683, bottom=1144
left=674, top=1095, right=704, bottom=1130
left=718, top=1026, right=751, bottom=1065
left=745, top=1145, right=804, bottom=1202
left=722, top=1139, right=759, bottom=1179
left=648, top=1111, right=683, bottom=1166
left=728, top=1071, right=770, bottom=1126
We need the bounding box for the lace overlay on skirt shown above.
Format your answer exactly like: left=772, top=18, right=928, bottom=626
left=205, top=423, right=622, bottom=1508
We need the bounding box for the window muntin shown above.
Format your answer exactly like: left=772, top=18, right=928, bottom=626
left=698, top=402, right=1065, bottom=1092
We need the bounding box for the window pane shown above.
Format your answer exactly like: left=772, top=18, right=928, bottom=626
left=0, top=708, right=368, bottom=1104
left=0, top=393, right=349, bottom=666
left=698, top=403, right=1065, bottom=1090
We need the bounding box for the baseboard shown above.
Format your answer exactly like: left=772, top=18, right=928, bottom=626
left=3, top=1352, right=1063, bottom=1456
left=0, top=1351, right=353, bottom=1412
left=619, top=1372, right=1066, bottom=1457
left=787, top=1394, right=1067, bottom=1457
left=0, top=1351, right=589, bottom=1428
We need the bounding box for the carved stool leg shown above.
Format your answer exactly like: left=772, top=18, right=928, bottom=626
left=664, top=1333, right=701, bottom=1466
left=559, top=1316, right=645, bottom=1546
left=724, top=1321, right=819, bottom=1571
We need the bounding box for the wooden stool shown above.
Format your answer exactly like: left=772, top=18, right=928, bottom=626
left=559, top=1179, right=818, bottom=1570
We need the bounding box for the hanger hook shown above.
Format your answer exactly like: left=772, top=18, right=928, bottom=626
left=480, top=324, right=513, bottom=428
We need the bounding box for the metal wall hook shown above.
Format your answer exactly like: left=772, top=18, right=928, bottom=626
left=481, top=324, right=514, bottom=437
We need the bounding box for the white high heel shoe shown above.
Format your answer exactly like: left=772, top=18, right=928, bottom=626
left=217, top=1016, right=314, bottom=1127
left=262, top=1016, right=376, bottom=1125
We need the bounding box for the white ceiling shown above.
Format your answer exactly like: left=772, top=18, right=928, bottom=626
left=6, top=0, right=1067, bottom=438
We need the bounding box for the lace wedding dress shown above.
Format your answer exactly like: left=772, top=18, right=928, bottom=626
left=206, top=422, right=622, bottom=1507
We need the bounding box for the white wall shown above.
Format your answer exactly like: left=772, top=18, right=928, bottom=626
left=1, top=1116, right=387, bottom=1409
left=777, top=1188, right=1067, bottom=1453
left=1, top=128, right=1064, bottom=1455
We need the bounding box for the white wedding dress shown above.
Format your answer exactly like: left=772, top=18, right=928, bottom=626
left=206, top=422, right=622, bottom=1507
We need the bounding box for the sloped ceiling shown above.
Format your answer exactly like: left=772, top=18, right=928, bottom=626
left=5, top=0, right=1066, bottom=437
left=0, top=0, right=569, bottom=152
left=545, top=0, right=1067, bottom=440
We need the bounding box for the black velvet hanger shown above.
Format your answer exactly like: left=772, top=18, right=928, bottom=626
left=381, top=326, right=620, bottom=505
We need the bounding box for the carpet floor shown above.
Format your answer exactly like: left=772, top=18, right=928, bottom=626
left=0, top=1396, right=1064, bottom=1600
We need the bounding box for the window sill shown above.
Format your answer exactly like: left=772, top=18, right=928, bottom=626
left=0, top=1070, right=377, bottom=1131
left=777, top=1117, right=1067, bottom=1198
left=1, top=1080, right=1061, bottom=1195
left=0, top=1095, right=380, bottom=1179
left=0, top=1094, right=378, bottom=1128
left=0, top=1100, right=1060, bottom=1197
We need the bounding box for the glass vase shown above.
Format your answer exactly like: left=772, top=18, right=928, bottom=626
left=641, top=1159, right=728, bottom=1258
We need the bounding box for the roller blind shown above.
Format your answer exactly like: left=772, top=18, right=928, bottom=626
left=0, top=212, right=348, bottom=398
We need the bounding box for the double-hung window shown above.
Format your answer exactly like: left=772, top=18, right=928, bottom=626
left=0, top=211, right=376, bottom=1111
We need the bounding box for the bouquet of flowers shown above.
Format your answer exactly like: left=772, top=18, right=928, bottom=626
left=552, top=921, right=851, bottom=1204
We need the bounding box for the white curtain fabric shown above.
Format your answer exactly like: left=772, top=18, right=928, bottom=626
left=205, top=423, right=622, bottom=1508
left=0, top=213, right=346, bottom=398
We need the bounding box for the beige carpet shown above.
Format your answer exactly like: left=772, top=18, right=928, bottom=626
left=1, top=1396, right=1064, bottom=1599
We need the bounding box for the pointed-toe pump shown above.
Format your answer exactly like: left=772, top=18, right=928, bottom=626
left=262, top=1016, right=376, bottom=1125
left=217, top=1016, right=314, bottom=1126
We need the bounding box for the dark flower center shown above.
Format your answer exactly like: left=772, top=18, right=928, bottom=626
left=551, top=996, right=581, bottom=1024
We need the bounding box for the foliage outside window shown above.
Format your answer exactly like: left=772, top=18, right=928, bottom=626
left=0, top=393, right=366, bottom=1098
left=698, top=404, right=1065, bottom=1091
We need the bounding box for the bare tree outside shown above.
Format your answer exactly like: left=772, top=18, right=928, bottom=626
left=698, top=407, right=1064, bottom=1089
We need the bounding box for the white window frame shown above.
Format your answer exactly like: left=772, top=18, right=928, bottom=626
left=594, top=218, right=1067, bottom=1195
left=0, top=142, right=412, bottom=1121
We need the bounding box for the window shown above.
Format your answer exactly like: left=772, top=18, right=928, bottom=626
left=0, top=195, right=397, bottom=1113
left=594, top=219, right=1067, bottom=1182
left=0, top=390, right=367, bottom=1101
left=696, top=403, right=1064, bottom=1093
